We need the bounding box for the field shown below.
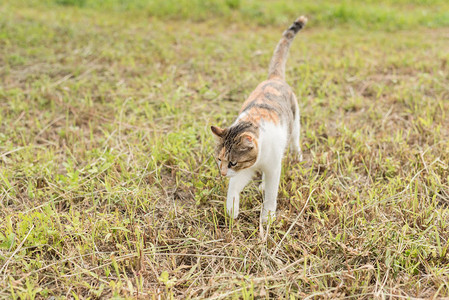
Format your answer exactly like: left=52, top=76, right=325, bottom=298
left=1, top=0, right=449, bottom=298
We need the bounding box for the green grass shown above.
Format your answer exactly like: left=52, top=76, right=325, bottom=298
left=1, top=0, right=449, bottom=298
left=10, top=0, right=449, bottom=29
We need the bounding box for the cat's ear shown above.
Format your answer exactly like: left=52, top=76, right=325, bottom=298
left=211, top=126, right=225, bottom=138
left=240, top=134, right=255, bottom=150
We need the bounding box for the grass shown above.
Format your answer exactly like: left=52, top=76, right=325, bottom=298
left=11, top=0, right=449, bottom=29
left=1, top=0, right=448, bottom=298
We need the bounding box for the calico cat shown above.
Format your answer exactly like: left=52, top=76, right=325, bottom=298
left=211, top=16, right=307, bottom=222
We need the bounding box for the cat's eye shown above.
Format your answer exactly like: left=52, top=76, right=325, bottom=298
left=228, top=161, right=237, bottom=168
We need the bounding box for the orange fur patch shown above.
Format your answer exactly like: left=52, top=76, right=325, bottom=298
left=241, top=107, right=280, bottom=125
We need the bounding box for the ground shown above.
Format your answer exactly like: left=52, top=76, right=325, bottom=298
left=0, top=0, right=449, bottom=298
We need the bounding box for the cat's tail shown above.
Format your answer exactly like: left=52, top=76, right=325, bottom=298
left=268, top=16, right=307, bottom=80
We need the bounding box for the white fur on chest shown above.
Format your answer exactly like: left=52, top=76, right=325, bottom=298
left=252, top=121, right=288, bottom=171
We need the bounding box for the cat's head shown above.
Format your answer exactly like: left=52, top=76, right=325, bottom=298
left=210, top=122, right=259, bottom=177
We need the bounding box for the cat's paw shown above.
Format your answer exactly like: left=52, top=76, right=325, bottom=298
left=297, top=151, right=304, bottom=162
left=226, top=206, right=239, bottom=219
left=226, top=196, right=239, bottom=219
left=261, top=209, right=276, bottom=223
left=291, top=150, right=303, bottom=162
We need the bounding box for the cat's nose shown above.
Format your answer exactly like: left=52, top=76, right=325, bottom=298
left=220, top=169, right=227, bottom=176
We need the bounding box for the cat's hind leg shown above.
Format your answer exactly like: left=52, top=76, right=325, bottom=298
left=290, top=105, right=303, bottom=161
left=258, top=172, right=265, bottom=192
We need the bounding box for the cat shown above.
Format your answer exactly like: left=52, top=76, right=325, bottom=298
left=210, top=16, right=307, bottom=222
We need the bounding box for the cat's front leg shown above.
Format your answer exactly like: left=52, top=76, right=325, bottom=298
left=261, top=163, right=282, bottom=222
left=226, top=170, right=254, bottom=219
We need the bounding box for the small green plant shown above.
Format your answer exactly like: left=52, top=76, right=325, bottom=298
left=158, top=271, right=176, bottom=299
